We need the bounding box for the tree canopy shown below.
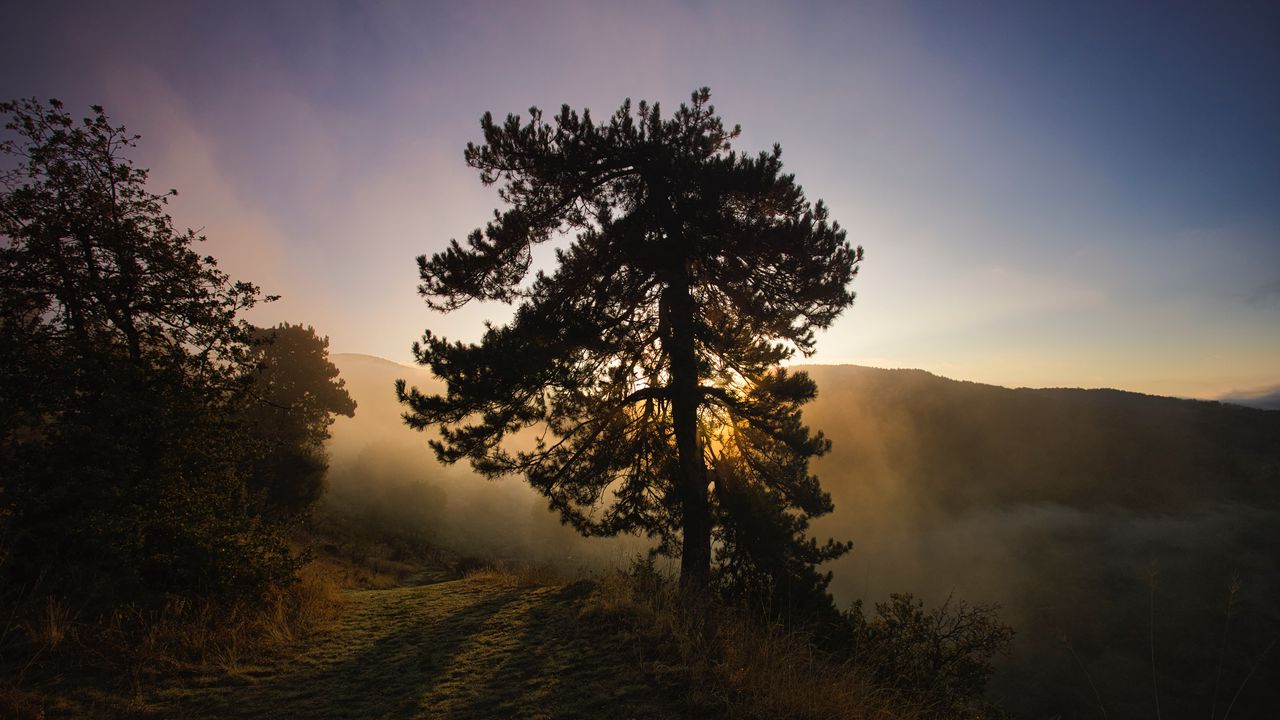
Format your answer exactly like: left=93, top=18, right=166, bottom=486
left=400, top=89, right=862, bottom=590
left=243, top=323, right=357, bottom=517
left=0, top=98, right=289, bottom=602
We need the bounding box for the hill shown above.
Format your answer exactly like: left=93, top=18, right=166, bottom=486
left=325, top=356, right=1280, bottom=717
left=1221, top=386, right=1280, bottom=411
left=800, top=365, right=1279, bottom=716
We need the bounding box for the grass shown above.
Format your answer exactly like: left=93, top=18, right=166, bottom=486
left=5, top=550, right=964, bottom=719
left=145, top=573, right=696, bottom=719
left=0, top=562, right=344, bottom=719
left=579, top=566, right=924, bottom=720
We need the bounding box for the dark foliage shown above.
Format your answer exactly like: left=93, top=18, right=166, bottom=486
left=709, top=370, right=852, bottom=623
left=843, top=593, right=1014, bottom=715
left=0, top=99, right=289, bottom=605
left=399, top=89, right=861, bottom=589
left=243, top=323, right=356, bottom=518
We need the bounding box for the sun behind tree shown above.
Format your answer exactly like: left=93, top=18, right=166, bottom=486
left=399, top=88, right=862, bottom=590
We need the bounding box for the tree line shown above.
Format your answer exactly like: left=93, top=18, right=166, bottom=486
left=0, top=98, right=354, bottom=607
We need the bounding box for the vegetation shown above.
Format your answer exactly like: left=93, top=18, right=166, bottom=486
left=0, top=98, right=288, bottom=604
left=98, top=571, right=701, bottom=720
left=0, top=99, right=354, bottom=713
left=582, top=558, right=1011, bottom=719
left=243, top=323, right=357, bottom=518
left=2, top=551, right=1011, bottom=719
left=399, top=88, right=861, bottom=593
left=843, top=593, right=1013, bottom=715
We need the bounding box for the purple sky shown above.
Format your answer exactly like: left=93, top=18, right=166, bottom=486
left=3, top=1, right=1277, bottom=398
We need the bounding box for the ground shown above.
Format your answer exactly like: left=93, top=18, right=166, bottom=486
left=149, top=575, right=694, bottom=720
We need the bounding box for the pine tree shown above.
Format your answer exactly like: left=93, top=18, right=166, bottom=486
left=399, top=89, right=861, bottom=589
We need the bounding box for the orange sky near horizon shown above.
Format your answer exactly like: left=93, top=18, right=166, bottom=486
left=4, top=2, right=1276, bottom=401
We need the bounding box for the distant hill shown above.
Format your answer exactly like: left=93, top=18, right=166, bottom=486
left=795, top=365, right=1280, bottom=717
left=325, top=356, right=1280, bottom=717
left=331, top=355, right=1280, bottom=512
left=326, top=353, right=440, bottom=466
left=798, top=364, right=1280, bottom=514
left=1220, top=386, right=1280, bottom=411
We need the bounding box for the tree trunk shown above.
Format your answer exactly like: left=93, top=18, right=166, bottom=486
left=664, top=279, right=711, bottom=591
left=649, top=172, right=712, bottom=591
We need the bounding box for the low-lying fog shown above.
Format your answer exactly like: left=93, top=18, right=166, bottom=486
left=325, top=354, right=1280, bottom=717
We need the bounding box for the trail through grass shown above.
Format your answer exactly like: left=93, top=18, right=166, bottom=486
left=152, top=576, right=692, bottom=719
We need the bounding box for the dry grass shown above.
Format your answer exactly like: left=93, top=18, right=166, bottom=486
left=141, top=574, right=696, bottom=719
left=306, top=548, right=421, bottom=589
left=460, top=558, right=568, bottom=588
left=580, top=567, right=924, bottom=720
left=0, top=563, right=345, bottom=719
left=4, top=556, right=958, bottom=719
left=137, top=562, right=344, bottom=672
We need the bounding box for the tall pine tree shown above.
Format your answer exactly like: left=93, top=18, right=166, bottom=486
left=400, top=89, right=861, bottom=589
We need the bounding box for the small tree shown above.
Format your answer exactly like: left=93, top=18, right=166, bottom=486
left=244, top=323, right=357, bottom=518
left=0, top=98, right=288, bottom=602
left=400, top=89, right=861, bottom=589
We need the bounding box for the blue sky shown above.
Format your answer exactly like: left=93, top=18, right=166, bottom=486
left=3, top=1, right=1277, bottom=397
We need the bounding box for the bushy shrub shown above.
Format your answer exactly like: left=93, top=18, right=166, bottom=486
left=844, top=592, right=1014, bottom=714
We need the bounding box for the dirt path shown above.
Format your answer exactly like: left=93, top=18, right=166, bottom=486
left=154, top=576, right=690, bottom=720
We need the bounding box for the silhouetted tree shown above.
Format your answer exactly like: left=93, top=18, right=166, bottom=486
left=399, top=89, right=861, bottom=589
left=244, top=323, right=356, bottom=517
left=710, top=401, right=853, bottom=620
left=0, top=98, right=289, bottom=602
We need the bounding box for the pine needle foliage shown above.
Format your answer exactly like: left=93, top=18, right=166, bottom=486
left=399, top=89, right=862, bottom=589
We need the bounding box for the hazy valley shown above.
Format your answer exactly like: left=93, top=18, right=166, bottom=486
left=326, top=354, right=1280, bottom=717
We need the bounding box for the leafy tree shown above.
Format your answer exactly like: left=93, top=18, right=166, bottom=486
left=0, top=98, right=288, bottom=602
left=243, top=323, right=357, bottom=517
left=399, top=89, right=861, bottom=589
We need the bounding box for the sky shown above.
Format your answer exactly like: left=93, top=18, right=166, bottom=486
left=3, top=0, right=1277, bottom=399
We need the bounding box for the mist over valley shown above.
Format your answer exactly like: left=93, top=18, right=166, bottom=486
left=326, top=354, right=1280, bottom=716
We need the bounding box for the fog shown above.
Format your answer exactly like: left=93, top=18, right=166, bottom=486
left=800, top=364, right=1280, bottom=716
left=324, top=355, right=1279, bottom=716
left=324, top=354, right=654, bottom=573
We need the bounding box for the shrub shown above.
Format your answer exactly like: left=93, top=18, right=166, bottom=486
left=844, top=593, right=1014, bottom=715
